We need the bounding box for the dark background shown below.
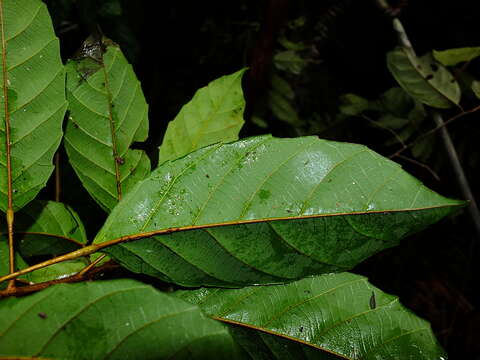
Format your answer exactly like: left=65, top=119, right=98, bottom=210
left=43, top=0, right=480, bottom=358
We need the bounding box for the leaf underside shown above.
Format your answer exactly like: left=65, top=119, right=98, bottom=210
left=95, top=135, right=462, bottom=287
left=159, top=68, right=246, bottom=164
left=65, top=38, right=150, bottom=212
left=0, top=0, right=66, bottom=212
left=177, top=273, right=447, bottom=360
left=0, top=279, right=243, bottom=359
left=387, top=47, right=460, bottom=109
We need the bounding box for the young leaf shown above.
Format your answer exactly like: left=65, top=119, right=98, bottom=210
left=65, top=36, right=150, bottom=212
left=0, top=200, right=86, bottom=258
left=159, top=69, right=246, bottom=164
left=177, top=273, right=447, bottom=360
left=0, top=0, right=67, bottom=212
left=433, top=47, right=480, bottom=66
left=387, top=47, right=460, bottom=109
left=0, top=279, right=243, bottom=359
left=95, top=135, right=463, bottom=287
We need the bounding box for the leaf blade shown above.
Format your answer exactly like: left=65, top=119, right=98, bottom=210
left=177, top=273, right=447, bottom=360
left=387, top=47, right=460, bottom=109
left=95, top=135, right=462, bottom=287
left=65, top=37, right=150, bottom=212
left=0, top=279, right=243, bottom=359
left=0, top=0, right=66, bottom=212
left=158, top=69, right=246, bottom=164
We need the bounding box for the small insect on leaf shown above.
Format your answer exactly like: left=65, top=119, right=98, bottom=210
left=38, top=312, right=47, bottom=319
left=369, top=291, right=376, bottom=310
left=115, top=156, right=125, bottom=165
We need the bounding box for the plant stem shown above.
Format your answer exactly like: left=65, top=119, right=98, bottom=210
left=0, top=260, right=119, bottom=298
left=431, top=111, right=480, bottom=237
left=0, top=1, right=16, bottom=289
left=376, top=0, right=480, bottom=239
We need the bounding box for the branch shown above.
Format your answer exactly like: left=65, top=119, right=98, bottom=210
left=375, top=0, right=480, bottom=239
left=0, top=260, right=119, bottom=298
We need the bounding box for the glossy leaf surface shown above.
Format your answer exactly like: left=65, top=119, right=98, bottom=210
left=65, top=37, right=150, bottom=212
left=159, top=69, right=246, bottom=164
left=95, top=135, right=462, bottom=287
left=387, top=47, right=460, bottom=109
left=177, top=273, right=447, bottom=360
left=0, top=0, right=66, bottom=212
left=0, top=279, right=242, bottom=359
left=0, top=200, right=86, bottom=258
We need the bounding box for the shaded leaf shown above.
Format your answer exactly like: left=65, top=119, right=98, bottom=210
left=270, top=73, right=295, bottom=100
left=433, top=47, right=480, bottom=66
left=159, top=69, right=246, bottom=164
left=268, top=90, right=301, bottom=126
left=94, top=135, right=462, bottom=287
left=472, top=80, right=480, bottom=100
left=0, top=0, right=67, bottom=212
left=338, top=94, right=370, bottom=116
left=0, top=200, right=86, bottom=258
left=376, top=115, right=408, bottom=130
left=379, top=87, right=414, bottom=117
left=387, top=47, right=460, bottom=109
left=0, top=240, right=31, bottom=288
left=177, top=273, right=447, bottom=360
left=274, top=50, right=306, bottom=75
left=0, top=279, right=243, bottom=359
left=28, top=259, right=87, bottom=283
left=65, top=36, right=150, bottom=212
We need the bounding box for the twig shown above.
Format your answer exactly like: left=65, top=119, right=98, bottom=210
left=78, top=254, right=107, bottom=277
left=389, top=104, right=480, bottom=158
left=431, top=111, right=480, bottom=237
left=397, top=155, right=440, bottom=182
left=0, top=260, right=119, bottom=298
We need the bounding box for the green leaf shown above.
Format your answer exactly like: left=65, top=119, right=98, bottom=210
left=28, top=259, right=87, bottom=283
left=0, top=0, right=67, bottom=212
left=433, top=47, right=480, bottom=66
left=338, top=94, right=370, bottom=116
left=159, top=69, right=246, bottom=164
left=0, top=239, right=31, bottom=288
left=0, top=200, right=86, bottom=258
left=376, top=115, right=408, bottom=130
left=268, top=90, right=301, bottom=126
left=177, top=273, right=447, bottom=360
left=274, top=50, right=306, bottom=75
left=472, top=80, right=480, bottom=100
left=387, top=47, right=460, bottom=109
left=379, top=87, right=414, bottom=117
left=0, top=279, right=243, bottom=359
left=270, top=73, right=295, bottom=100
left=65, top=36, right=150, bottom=212
left=94, top=135, right=463, bottom=287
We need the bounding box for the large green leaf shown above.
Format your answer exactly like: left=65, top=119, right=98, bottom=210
left=177, top=273, right=447, bottom=360
left=65, top=36, right=150, bottom=212
left=0, top=279, right=243, bottom=359
left=159, top=69, right=246, bottom=164
left=433, top=47, right=480, bottom=66
left=387, top=47, right=460, bottom=109
left=0, top=200, right=86, bottom=258
left=94, top=135, right=462, bottom=287
left=0, top=0, right=66, bottom=212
